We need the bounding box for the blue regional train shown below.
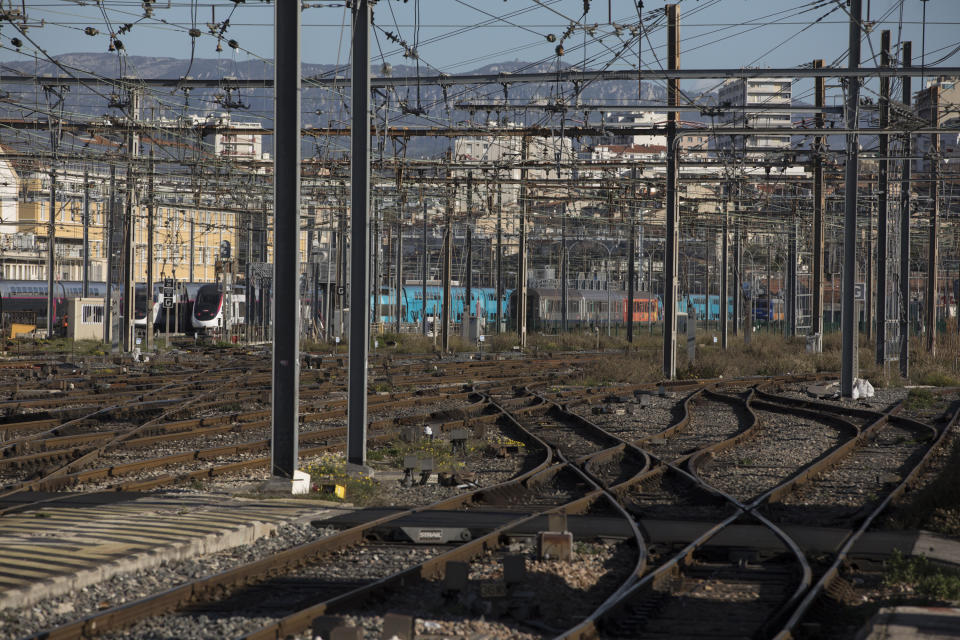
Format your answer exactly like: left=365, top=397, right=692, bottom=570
left=678, top=294, right=734, bottom=321
left=371, top=285, right=512, bottom=326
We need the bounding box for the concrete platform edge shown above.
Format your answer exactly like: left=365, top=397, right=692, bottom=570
left=0, top=520, right=278, bottom=611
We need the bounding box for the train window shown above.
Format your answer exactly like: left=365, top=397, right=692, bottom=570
left=568, top=301, right=579, bottom=313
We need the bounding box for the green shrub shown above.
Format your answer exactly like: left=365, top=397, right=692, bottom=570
left=885, top=549, right=960, bottom=601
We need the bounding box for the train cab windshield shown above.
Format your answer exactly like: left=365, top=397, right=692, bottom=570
left=194, top=284, right=222, bottom=320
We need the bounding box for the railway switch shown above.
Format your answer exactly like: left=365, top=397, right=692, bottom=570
left=399, top=526, right=471, bottom=544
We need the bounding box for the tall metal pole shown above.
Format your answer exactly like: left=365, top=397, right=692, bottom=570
left=372, top=199, right=380, bottom=330
left=496, top=181, right=503, bottom=334
left=876, top=31, right=891, bottom=364
left=465, top=173, right=474, bottom=333
left=121, top=87, right=140, bottom=353
left=734, top=215, right=741, bottom=336
left=841, top=0, right=862, bottom=397
left=788, top=204, right=797, bottom=337
left=347, top=0, right=370, bottom=467
left=395, top=215, right=402, bottom=334
left=721, top=196, right=729, bottom=349
left=184, top=216, right=192, bottom=284
left=560, top=202, right=568, bottom=333
left=899, top=41, right=912, bottom=377
left=441, top=204, right=452, bottom=353
left=812, top=59, right=825, bottom=344
left=518, top=137, right=529, bottom=348
left=146, top=150, right=155, bottom=352
left=663, top=3, right=680, bottom=379
left=466, top=222, right=473, bottom=333
left=46, top=168, right=56, bottom=337
left=82, top=171, right=90, bottom=298
left=272, top=0, right=302, bottom=478
left=121, top=164, right=134, bottom=352
left=925, top=85, right=939, bottom=356
left=627, top=169, right=636, bottom=343
left=249, top=219, right=256, bottom=343
left=422, top=197, right=428, bottom=336
left=866, top=196, right=874, bottom=340
left=104, top=166, right=115, bottom=345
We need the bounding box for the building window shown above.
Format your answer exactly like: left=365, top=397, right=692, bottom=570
left=81, top=304, right=104, bottom=324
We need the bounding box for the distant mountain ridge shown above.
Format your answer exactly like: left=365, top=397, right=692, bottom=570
left=1, top=54, right=684, bottom=157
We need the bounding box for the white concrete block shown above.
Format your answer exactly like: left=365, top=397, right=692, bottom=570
left=260, top=470, right=312, bottom=495
left=292, top=469, right=311, bottom=495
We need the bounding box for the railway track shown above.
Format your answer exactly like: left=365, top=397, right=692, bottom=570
left=8, top=360, right=959, bottom=640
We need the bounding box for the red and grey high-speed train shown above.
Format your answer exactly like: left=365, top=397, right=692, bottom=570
left=191, top=283, right=246, bottom=333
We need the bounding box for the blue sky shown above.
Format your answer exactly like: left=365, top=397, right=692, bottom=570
left=4, top=0, right=958, bottom=100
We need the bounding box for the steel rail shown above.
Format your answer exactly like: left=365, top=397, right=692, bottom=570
left=0, top=392, right=494, bottom=511
left=235, top=389, right=651, bottom=640
left=773, top=399, right=960, bottom=639
left=23, top=398, right=558, bottom=640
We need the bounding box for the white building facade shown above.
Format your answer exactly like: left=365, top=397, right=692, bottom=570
left=718, top=77, right=793, bottom=156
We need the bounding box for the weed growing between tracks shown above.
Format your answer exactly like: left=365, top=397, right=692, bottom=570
left=302, top=453, right=377, bottom=504
left=884, top=549, right=960, bottom=602
left=369, top=439, right=469, bottom=474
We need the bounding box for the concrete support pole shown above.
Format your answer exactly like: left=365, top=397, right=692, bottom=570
left=900, top=42, right=912, bottom=378
left=926, top=85, right=940, bottom=356
left=272, top=0, right=302, bottom=477
left=347, top=0, right=370, bottom=467
left=812, top=60, right=825, bottom=343
left=876, top=31, right=891, bottom=364
left=841, top=0, right=862, bottom=398
left=46, top=169, right=56, bottom=337
left=663, top=3, right=680, bottom=379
